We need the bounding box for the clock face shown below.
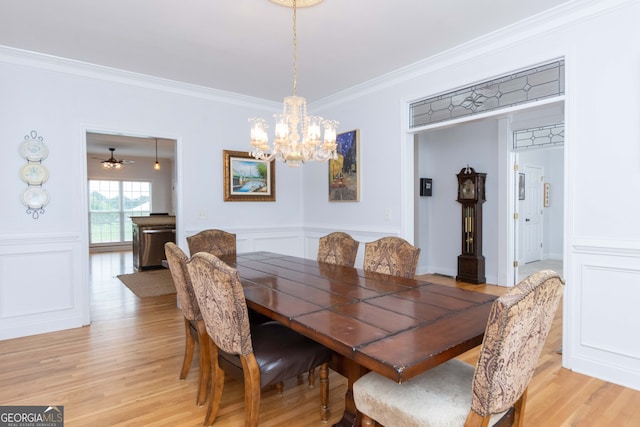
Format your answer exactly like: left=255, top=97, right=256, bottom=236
left=461, top=179, right=475, bottom=199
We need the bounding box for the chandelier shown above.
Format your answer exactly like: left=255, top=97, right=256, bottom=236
left=249, top=0, right=339, bottom=167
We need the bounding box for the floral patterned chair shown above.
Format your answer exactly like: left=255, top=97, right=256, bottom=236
left=187, top=252, right=333, bottom=427
left=363, top=236, right=420, bottom=278
left=186, top=229, right=236, bottom=257
left=164, top=242, right=210, bottom=406
left=317, top=232, right=360, bottom=267
left=353, top=269, right=564, bottom=427
left=186, top=228, right=272, bottom=326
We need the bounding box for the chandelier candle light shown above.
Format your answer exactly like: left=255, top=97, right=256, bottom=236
left=249, top=0, right=338, bottom=167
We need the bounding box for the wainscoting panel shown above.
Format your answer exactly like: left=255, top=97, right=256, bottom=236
left=0, top=250, right=73, bottom=317
left=251, top=234, right=302, bottom=256
left=569, top=241, right=640, bottom=391
left=0, top=233, right=86, bottom=340
left=183, top=226, right=398, bottom=265
left=581, top=264, right=640, bottom=357
left=183, top=226, right=304, bottom=257
left=303, top=227, right=402, bottom=270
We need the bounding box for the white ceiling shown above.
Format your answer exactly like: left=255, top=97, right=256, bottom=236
left=1, top=0, right=573, bottom=157
left=86, top=133, right=175, bottom=161
left=1, top=0, right=573, bottom=102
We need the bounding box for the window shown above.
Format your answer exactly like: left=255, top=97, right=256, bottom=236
left=410, top=60, right=565, bottom=128
left=89, top=180, right=151, bottom=245
left=513, top=123, right=564, bottom=150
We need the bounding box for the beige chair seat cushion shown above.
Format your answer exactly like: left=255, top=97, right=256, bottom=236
left=353, top=359, right=506, bottom=427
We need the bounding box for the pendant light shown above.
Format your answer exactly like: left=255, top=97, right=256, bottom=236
left=154, top=138, right=160, bottom=171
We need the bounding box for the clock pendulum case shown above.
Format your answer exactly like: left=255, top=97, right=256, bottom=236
left=456, top=166, right=487, bottom=284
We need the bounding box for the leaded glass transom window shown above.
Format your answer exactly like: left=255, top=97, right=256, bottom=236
left=410, top=60, right=564, bottom=128
left=513, top=123, right=564, bottom=150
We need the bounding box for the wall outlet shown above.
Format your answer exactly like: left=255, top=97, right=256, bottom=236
left=384, top=208, right=391, bottom=221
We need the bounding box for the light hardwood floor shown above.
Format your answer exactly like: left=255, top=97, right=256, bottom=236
left=0, top=251, right=638, bottom=426
left=518, top=259, right=563, bottom=282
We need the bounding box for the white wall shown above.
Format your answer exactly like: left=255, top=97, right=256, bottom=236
left=302, top=90, right=407, bottom=235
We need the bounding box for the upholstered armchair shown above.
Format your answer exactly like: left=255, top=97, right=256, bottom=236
left=186, top=229, right=236, bottom=257
left=164, top=242, right=210, bottom=406
left=363, top=236, right=420, bottom=278
left=317, top=232, right=360, bottom=267
left=353, top=269, right=564, bottom=427
left=187, top=252, right=333, bottom=427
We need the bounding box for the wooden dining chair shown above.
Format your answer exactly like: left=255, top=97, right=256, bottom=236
left=363, top=236, right=420, bottom=278
left=186, top=229, right=236, bottom=257
left=353, top=269, right=564, bottom=427
left=317, top=231, right=360, bottom=267
left=164, top=242, right=210, bottom=406
left=186, top=228, right=272, bottom=325
left=187, top=252, right=333, bottom=427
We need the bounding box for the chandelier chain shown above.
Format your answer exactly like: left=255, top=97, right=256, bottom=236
left=292, top=0, right=297, bottom=96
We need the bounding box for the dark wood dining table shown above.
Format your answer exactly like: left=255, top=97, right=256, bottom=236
left=223, top=251, right=497, bottom=427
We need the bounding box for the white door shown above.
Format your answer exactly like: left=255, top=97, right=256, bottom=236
left=521, top=165, right=544, bottom=263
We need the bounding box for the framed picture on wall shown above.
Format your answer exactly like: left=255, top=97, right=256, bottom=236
left=328, top=129, right=360, bottom=202
left=223, top=150, right=276, bottom=202
left=518, top=173, right=525, bottom=200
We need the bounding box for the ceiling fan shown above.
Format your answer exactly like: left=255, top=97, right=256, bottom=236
left=97, top=147, right=135, bottom=169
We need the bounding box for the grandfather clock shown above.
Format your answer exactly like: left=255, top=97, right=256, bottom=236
left=456, top=166, right=486, bottom=284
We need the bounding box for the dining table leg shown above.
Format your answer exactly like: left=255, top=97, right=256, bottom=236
left=331, top=353, right=369, bottom=427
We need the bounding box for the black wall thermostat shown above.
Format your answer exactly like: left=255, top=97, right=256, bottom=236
left=420, top=178, right=432, bottom=196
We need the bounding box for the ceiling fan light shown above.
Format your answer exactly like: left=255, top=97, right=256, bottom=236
left=101, top=147, right=125, bottom=170
left=102, top=160, right=121, bottom=169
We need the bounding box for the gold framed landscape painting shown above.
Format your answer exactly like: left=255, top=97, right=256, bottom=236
left=223, top=150, right=276, bottom=202
left=329, top=129, right=360, bottom=202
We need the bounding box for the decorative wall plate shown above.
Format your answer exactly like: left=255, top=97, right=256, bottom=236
left=19, top=163, right=49, bottom=185
left=21, top=187, right=49, bottom=209
left=19, top=138, right=49, bottom=161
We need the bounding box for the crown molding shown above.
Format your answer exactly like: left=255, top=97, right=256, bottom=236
left=0, top=45, right=280, bottom=111
left=311, top=0, right=636, bottom=110
left=1, top=0, right=633, bottom=113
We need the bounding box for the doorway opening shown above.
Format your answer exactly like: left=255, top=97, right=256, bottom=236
left=86, top=132, right=176, bottom=254
left=412, top=101, right=564, bottom=286
left=84, top=130, right=178, bottom=322
left=514, top=146, right=564, bottom=282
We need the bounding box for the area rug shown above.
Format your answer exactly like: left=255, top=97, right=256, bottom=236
left=117, top=269, right=176, bottom=298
